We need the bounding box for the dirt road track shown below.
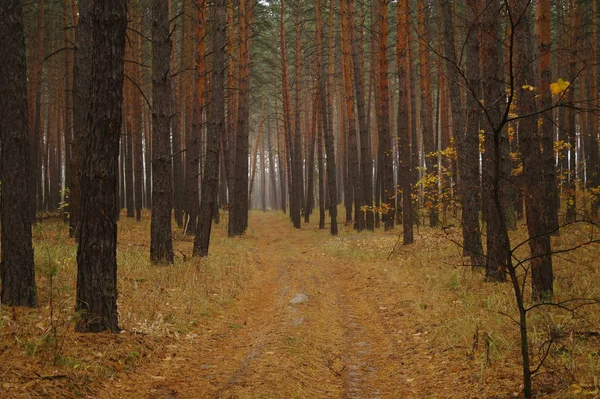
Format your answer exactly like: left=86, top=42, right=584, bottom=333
left=100, top=214, right=413, bottom=399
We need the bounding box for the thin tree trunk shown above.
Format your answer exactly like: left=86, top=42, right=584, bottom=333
left=267, top=121, right=278, bottom=210
left=374, top=0, right=394, bottom=230
left=341, top=0, right=364, bottom=231
left=418, top=0, right=438, bottom=227
left=397, top=0, right=413, bottom=244
left=317, top=0, right=337, bottom=235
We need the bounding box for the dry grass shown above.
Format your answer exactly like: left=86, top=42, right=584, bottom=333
left=1, top=209, right=599, bottom=398
left=0, top=211, right=254, bottom=398
left=329, top=217, right=600, bottom=398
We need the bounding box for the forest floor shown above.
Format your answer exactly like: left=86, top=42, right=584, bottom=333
left=1, top=210, right=599, bottom=398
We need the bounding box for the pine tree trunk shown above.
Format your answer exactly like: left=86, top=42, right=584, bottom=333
left=418, top=0, right=438, bottom=227
left=63, top=0, right=74, bottom=224
left=481, top=1, right=509, bottom=282
left=588, top=0, right=600, bottom=218
left=292, top=0, right=303, bottom=229
left=0, top=0, right=37, bottom=307
left=171, top=0, right=184, bottom=227
left=149, top=0, right=174, bottom=264
left=316, top=0, right=337, bottom=235
left=340, top=0, right=364, bottom=231
left=194, top=0, right=225, bottom=257
left=347, top=0, right=372, bottom=230
left=75, top=0, right=126, bottom=332
left=451, top=0, right=484, bottom=265
left=229, top=0, right=253, bottom=236
left=374, top=0, right=394, bottom=230
left=304, top=97, right=316, bottom=222
left=268, top=122, right=278, bottom=210
left=397, top=0, right=414, bottom=244
left=513, top=0, right=553, bottom=300
left=132, top=2, right=143, bottom=221
left=565, top=3, right=580, bottom=223
left=280, top=0, right=295, bottom=224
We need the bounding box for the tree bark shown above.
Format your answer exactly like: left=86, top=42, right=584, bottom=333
left=228, top=0, right=253, bottom=236
left=513, top=0, right=553, bottom=300
left=194, top=0, right=225, bottom=257
left=347, top=0, right=372, bottom=230
left=374, top=0, right=394, bottom=230
left=397, top=0, right=414, bottom=244
left=457, top=0, right=484, bottom=265
left=316, top=0, right=337, bottom=235
left=418, top=0, right=438, bottom=227
left=481, top=0, right=509, bottom=282
left=340, top=0, right=364, bottom=231
left=75, top=0, right=126, bottom=332
left=150, top=0, right=174, bottom=264
left=0, top=0, right=37, bottom=307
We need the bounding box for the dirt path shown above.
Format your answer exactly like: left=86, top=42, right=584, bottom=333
left=99, top=214, right=413, bottom=399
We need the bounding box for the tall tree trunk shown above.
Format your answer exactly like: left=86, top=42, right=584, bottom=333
left=318, top=106, right=326, bottom=230
left=588, top=0, right=600, bottom=218
left=280, top=0, right=296, bottom=225
left=71, top=0, right=92, bottom=238
left=267, top=121, right=278, bottom=210
left=451, top=0, right=484, bottom=265
left=275, top=100, right=287, bottom=214
left=30, top=0, right=46, bottom=220
left=374, top=0, right=394, bottom=230
left=194, top=0, right=225, bottom=257
left=171, top=0, right=184, bottom=227
left=535, top=0, right=559, bottom=232
left=304, top=95, right=317, bottom=222
left=418, top=0, right=438, bottom=227
left=340, top=0, right=364, bottom=231
left=348, top=0, right=372, bottom=230
left=75, top=0, right=126, bottom=332
left=292, top=0, right=304, bottom=228
left=63, top=0, right=74, bottom=224
left=228, top=0, right=253, bottom=236
left=317, top=0, right=337, bottom=235
left=0, top=0, right=37, bottom=307
left=481, top=0, right=509, bottom=282
left=513, top=0, right=553, bottom=300
left=125, top=35, right=134, bottom=219
left=132, top=2, right=144, bottom=221
left=565, top=2, right=580, bottom=223
left=397, top=0, right=414, bottom=244
left=150, top=0, right=174, bottom=264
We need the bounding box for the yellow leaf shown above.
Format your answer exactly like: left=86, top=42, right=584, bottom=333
left=522, top=84, right=535, bottom=91
left=550, top=78, right=570, bottom=96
